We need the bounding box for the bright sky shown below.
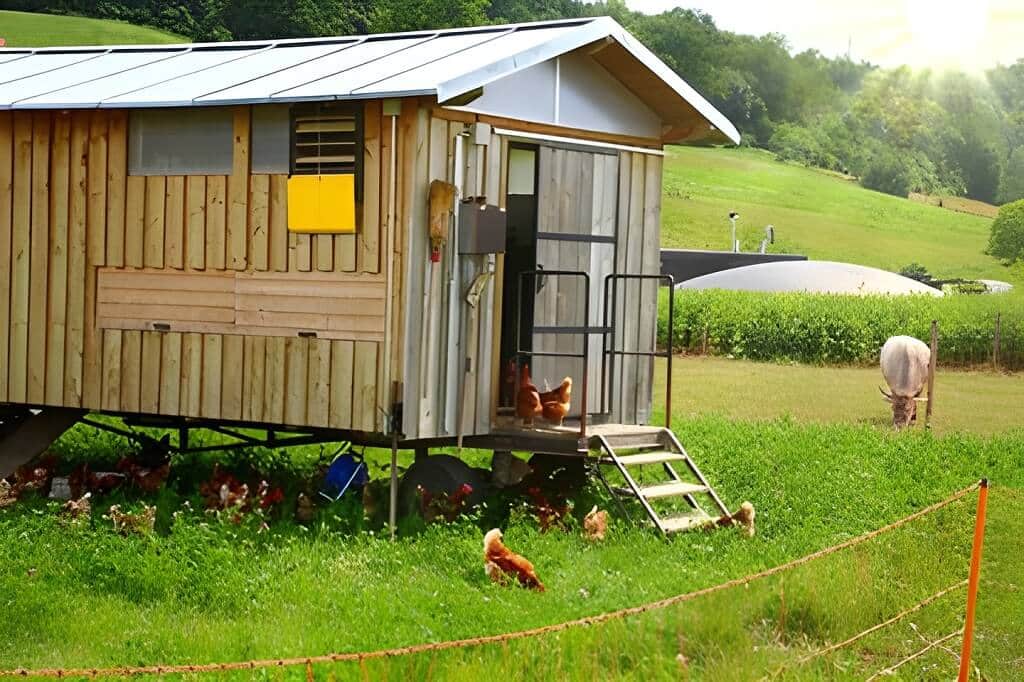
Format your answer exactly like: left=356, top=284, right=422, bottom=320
left=625, top=0, right=1024, bottom=71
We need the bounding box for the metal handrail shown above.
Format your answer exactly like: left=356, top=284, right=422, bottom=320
left=601, top=274, right=675, bottom=428
left=515, top=270, right=591, bottom=453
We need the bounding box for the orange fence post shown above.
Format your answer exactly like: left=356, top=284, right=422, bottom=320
left=957, top=479, right=989, bottom=682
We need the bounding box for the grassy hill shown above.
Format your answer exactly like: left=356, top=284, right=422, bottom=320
left=662, top=146, right=1023, bottom=286
left=0, top=10, right=182, bottom=47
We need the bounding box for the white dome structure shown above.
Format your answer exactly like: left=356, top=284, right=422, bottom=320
left=675, top=260, right=944, bottom=296
left=976, top=279, right=1014, bottom=294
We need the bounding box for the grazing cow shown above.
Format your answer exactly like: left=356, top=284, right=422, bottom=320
left=879, top=336, right=931, bottom=429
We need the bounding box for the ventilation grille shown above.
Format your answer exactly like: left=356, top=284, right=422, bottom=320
left=291, top=104, right=359, bottom=176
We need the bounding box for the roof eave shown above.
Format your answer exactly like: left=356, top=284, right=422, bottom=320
left=435, top=16, right=740, bottom=146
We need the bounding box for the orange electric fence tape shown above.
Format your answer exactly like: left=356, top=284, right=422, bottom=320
left=0, top=481, right=981, bottom=679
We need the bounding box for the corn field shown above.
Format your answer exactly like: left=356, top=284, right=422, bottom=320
left=658, top=289, right=1024, bottom=369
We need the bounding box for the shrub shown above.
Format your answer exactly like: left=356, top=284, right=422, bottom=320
left=987, top=199, right=1024, bottom=263
left=861, top=151, right=912, bottom=197
left=658, top=288, right=1024, bottom=369
left=898, top=262, right=932, bottom=284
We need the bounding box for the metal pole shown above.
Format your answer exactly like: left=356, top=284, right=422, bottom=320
left=957, top=479, right=989, bottom=682
left=601, top=275, right=611, bottom=416
left=578, top=273, right=589, bottom=454
left=388, top=433, right=399, bottom=541
left=993, top=312, right=1001, bottom=371
left=665, top=275, right=674, bottom=429
left=926, top=320, right=938, bottom=427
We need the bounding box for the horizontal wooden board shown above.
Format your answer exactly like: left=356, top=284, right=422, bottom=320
left=234, top=294, right=385, bottom=316
left=99, top=303, right=236, bottom=324
left=96, top=267, right=386, bottom=342
left=99, top=270, right=233, bottom=292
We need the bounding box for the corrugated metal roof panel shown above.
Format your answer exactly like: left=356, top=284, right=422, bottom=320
left=196, top=35, right=433, bottom=105
left=101, top=46, right=279, bottom=107
left=102, top=41, right=358, bottom=108
left=0, top=51, right=104, bottom=85
left=0, top=53, right=31, bottom=66
left=355, top=24, right=576, bottom=97
left=19, top=47, right=266, bottom=108
left=0, top=50, right=186, bottom=107
left=272, top=30, right=510, bottom=100
left=0, top=18, right=740, bottom=143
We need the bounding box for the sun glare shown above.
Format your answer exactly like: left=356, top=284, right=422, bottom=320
left=904, top=0, right=990, bottom=69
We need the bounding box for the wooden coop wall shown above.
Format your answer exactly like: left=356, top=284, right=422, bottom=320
left=610, top=151, right=662, bottom=425
left=0, top=102, right=405, bottom=433
left=401, top=110, right=505, bottom=441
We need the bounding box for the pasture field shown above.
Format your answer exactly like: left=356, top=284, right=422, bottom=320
left=654, top=356, right=1024, bottom=436
left=661, top=146, right=1024, bottom=287
left=0, top=10, right=183, bottom=46
left=1, top=383, right=1021, bottom=678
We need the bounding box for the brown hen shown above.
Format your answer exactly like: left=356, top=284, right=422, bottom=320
left=515, top=363, right=543, bottom=426
left=540, top=377, right=572, bottom=426
left=483, top=528, right=545, bottom=591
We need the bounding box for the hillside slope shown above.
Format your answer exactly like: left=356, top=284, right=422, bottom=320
left=662, top=146, right=1021, bottom=285
left=0, top=10, right=182, bottom=47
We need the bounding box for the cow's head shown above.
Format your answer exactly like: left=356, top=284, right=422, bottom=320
left=879, top=386, right=917, bottom=429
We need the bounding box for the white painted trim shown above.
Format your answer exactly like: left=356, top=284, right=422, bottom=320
left=492, top=126, right=664, bottom=156
left=553, top=56, right=561, bottom=124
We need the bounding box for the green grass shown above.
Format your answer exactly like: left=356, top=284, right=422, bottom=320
left=655, top=356, right=1024, bottom=436
left=0, top=10, right=183, bottom=47
left=1, top=413, right=1021, bottom=678
left=661, top=146, right=1024, bottom=287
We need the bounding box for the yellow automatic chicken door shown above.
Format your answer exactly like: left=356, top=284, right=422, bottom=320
left=287, top=174, right=356, bottom=233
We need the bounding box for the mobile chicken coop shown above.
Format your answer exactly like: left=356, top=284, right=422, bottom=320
left=0, top=17, right=741, bottom=533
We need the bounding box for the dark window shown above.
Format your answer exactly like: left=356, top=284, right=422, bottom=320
left=128, top=107, right=233, bottom=176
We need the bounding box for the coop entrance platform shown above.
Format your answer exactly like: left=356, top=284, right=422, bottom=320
left=461, top=418, right=666, bottom=456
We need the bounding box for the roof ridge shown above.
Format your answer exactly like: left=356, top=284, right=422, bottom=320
left=0, top=17, right=600, bottom=54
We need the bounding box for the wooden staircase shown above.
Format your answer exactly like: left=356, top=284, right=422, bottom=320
left=594, top=427, right=729, bottom=534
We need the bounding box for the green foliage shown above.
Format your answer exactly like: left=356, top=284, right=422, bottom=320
left=898, top=262, right=931, bottom=282
left=998, top=147, right=1024, bottom=204
left=987, top=199, right=1024, bottom=263
left=1, top=414, right=1021, bottom=676
left=371, top=0, right=489, bottom=33
left=861, top=148, right=913, bottom=196
left=658, top=288, right=1023, bottom=368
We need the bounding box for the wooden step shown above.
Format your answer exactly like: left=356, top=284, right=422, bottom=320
left=612, top=451, right=687, bottom=466
left=611, top=442, right=664, bottom=452
left=600, top=431, right=665, bottom=450
left=661, top=512, right=713, bottom=533
left=637, top=481, right=708, bottom=499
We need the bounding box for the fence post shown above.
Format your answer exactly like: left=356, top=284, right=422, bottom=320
left=993, top=313, right=1001, bottom=372
left=957, top=479, right=990, bottom=682
left=701, top=327, right=708, bottom=355
left=925, top=320, right=938, bottom=427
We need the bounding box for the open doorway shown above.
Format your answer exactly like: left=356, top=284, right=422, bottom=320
left=498, top=143, right=539, bottom=410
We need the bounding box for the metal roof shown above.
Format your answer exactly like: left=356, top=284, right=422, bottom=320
left=0, top=17, right=740, bottom=143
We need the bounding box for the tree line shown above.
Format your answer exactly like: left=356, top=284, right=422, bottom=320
left=4, top=0, right=1023, bottom=204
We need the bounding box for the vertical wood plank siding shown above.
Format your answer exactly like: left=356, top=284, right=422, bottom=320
left=0, top=103, right=664, bottom=436
left=0, top=104, right=391, bottom=432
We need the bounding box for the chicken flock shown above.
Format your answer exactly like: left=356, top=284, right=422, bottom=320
left=515, top=363, right=572, bottom=427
